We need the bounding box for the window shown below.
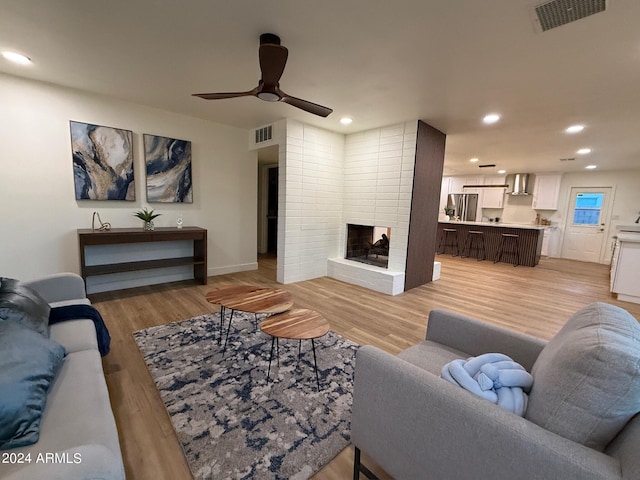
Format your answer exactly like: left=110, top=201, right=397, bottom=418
left=573, top=193, right=604, bottom=225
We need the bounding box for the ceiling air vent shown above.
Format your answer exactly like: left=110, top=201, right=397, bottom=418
left=560, top=157, right=576, bottom=162
left=255, top=125, right=273, bottom=144
left=534, top=0, right=607, bottom=32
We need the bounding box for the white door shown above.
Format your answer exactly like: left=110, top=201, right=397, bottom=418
left=561, top=187, right=612, bottom=263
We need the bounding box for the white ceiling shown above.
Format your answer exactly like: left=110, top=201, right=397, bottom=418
left=1, top=0, right=639, bottom=176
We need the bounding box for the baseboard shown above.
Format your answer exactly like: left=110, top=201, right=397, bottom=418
left=208, top=262, right=259, bottom=277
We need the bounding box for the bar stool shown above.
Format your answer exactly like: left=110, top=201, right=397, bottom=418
left=494, top=233, right=520, bottom=266
left=438, top=228, right=459, bottom=256
left=462, top=230, right=485, bottom=261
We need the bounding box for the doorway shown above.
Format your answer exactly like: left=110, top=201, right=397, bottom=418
left=257, top=145, right=279, bottom=255
left=561, top=187, right=613, bottom=263
left=266, top=166, right=278, bottom=253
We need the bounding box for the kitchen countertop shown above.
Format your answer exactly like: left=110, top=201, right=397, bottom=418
left=617, top=232, right=640, bottom=243
left=439, top=220, right=545, bottom=231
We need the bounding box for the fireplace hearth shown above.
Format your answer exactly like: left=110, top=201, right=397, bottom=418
left=345, top=224, right=390, bottom=268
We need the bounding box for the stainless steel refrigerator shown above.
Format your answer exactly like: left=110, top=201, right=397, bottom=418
left=447, top=193, right=478, bottom=221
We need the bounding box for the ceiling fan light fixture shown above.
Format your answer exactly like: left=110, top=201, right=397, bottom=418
left=257, top=91, right=280, bottom=102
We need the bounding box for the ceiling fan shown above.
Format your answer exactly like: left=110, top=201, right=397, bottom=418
left=193, top=33, right=333, bottom=118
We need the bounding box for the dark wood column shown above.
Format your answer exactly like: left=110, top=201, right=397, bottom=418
left=404, top=120, right=446, bottom=291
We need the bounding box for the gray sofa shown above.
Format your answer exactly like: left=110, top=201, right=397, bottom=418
left=1, top=273, right=125, bottom=480
left=352, top=304, right=640, bottom=480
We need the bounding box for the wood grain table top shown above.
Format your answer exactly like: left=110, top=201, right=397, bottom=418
left=205, top=284, right=293, bottom=315
left=259, top=308, right=330, bottom=340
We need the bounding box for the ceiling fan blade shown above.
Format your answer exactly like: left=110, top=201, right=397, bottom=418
left=192, top=87, right=258, bottom=100
left=277, top=88, right=333, bottom=117
left=259, top=44, right=288, bottom=88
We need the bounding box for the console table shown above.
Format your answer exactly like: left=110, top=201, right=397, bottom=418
left=78, top=227, right=208, bottom=286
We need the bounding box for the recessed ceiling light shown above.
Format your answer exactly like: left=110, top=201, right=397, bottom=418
left=585, top=165, right=597, bottom=169
left=565, top=125, right=584, bottom=134
left=339, top=117, right=353, bottom=125
left=577, top=148, right=592, bottom=155
left=469, top=158, right=479, bottom=163
left=2, top=51, right=31, bottom=65
left=498, top=169, right=506, bottom=174
left=482, top=113, right=501, bottom=124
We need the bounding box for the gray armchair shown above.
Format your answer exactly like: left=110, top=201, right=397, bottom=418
left=351, top=305, right=640, bottom=480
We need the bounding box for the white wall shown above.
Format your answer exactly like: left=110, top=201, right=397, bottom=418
left=278, top=119, right=344, bottom=283
left=0, top=73, right=257, bottom=285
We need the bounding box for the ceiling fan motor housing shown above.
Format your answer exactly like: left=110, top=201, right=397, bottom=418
left=260, top=33, right=281, bottom=45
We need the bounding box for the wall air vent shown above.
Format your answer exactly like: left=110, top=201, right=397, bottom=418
left=534, top=0, right=607, bottom=32
left=254, top=125, right=273, bottom=144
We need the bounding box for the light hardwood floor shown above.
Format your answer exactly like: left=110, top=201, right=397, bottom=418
left=92, top=254, right=640, bottom=480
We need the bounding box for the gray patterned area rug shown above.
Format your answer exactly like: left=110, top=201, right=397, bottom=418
left=133, top=311, right=358, bottom=479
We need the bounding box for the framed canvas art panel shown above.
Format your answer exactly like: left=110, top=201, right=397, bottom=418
left=70, top=121, right=135, bottom=200
left=143, top=134, right=193, bottom=203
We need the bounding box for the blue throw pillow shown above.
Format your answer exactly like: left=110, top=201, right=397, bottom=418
left=0, top=321, right=66, bottom=449
left=0, top=277, right=51, bottom=337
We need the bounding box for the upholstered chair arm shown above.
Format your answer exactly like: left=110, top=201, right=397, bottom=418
left=426, top=309, right=547, bottom=371
left=23, top=272, right=87, bottom=304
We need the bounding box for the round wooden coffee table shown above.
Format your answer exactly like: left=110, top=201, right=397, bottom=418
left=259, top=308, right=330, bottom=390
left=206, top=285, right=293, bottom=349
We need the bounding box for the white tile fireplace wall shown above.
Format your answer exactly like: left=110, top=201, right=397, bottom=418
left=277, top=119, right=345, bottom=284
left=275, top=119, right=419, bottom=294
left=328, top=121, right=418, bottom=295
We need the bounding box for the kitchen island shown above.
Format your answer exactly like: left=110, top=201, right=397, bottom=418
left=437, top=221, right=544, bottom=267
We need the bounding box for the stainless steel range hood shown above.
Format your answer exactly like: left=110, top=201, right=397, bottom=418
left=509, top=173, right=531, bottom=195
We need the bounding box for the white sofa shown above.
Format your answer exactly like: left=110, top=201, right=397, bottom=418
left=1, top=273, right=125, bottom=480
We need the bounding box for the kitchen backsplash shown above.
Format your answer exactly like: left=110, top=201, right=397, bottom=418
left=482, top=194, right=562, bottom=226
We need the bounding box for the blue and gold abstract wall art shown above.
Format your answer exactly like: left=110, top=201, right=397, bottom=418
left=70, top=121, right=135, bottom=200
left=143, top=134, right=193, bottom=203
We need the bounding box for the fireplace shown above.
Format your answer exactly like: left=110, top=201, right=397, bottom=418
left=345, top=224, right=390, bottom=268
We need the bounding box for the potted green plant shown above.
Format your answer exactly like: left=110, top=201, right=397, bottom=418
left=134, top=208, right=161, bottom=231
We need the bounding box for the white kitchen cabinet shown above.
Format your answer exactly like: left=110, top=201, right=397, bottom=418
left=439, top=176, right=451, bottom=213
left=449, top=176, right=466, bottom=193
left=541, top=229, right=549, bottom=256
left=481, top=175, right=507, bottom=208
left=532, top=174, right=562, bottom=210
left=611, top=232, right=640, bottom=304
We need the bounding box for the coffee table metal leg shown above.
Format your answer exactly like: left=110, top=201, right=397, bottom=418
left=222, top=309, right=235, bottom=352
left=267, top=336, right=276, bottom=382
left=311, top=339, right=321, bottom=391
left=218, top=306, right=225, bottom=345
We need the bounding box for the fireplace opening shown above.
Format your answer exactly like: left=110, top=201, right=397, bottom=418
left=345, top=224, right=390, bottom=268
